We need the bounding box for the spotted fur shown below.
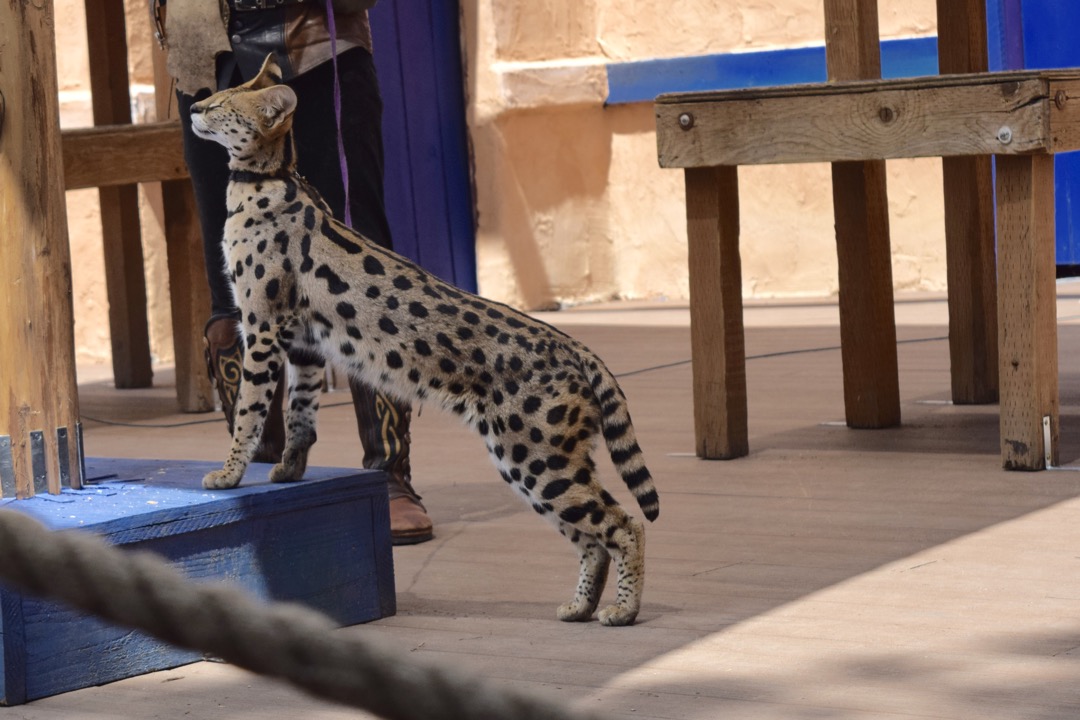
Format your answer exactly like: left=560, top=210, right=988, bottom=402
left=189, top=55, right=659, bottom=626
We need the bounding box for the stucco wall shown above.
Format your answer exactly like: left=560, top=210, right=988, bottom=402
left=56, top=0, right=173, bottom=365
left=464, top=0, right=945, bottom=309
left=55, top=0, right=946, bottom=366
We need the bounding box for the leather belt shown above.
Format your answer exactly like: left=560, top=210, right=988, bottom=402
left=230, top=0, right=304, bottom=12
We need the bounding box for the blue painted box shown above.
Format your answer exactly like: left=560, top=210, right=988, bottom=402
left=0, top=458, right=395, bottom=705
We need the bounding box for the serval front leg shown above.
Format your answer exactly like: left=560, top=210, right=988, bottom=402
left=269, top=346, right=325, bottom=483
left=203, top=327, right=286, bottom=490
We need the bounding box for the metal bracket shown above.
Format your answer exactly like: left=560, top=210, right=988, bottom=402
left=30, top=430, right=48, bottom=495
left=1043, top=415, right=1054, bottom=469
left=56, top=427, right=71, bottom=488
left=0, top=436, right=15, bottom=498
left=75, top=421, right=87, bottom=488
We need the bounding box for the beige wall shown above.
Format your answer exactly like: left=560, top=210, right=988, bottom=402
left=57, top=0, right=173, bottom=365
left=464, top=0, right=945, bottom=309
left=56, top=0, right=945, bottom=366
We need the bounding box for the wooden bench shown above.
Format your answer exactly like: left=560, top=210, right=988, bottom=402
left=654, top=0, right=1076, bottom=470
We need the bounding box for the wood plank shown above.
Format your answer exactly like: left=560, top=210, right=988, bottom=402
left=654, top=68, right=1076, bottom=105
left=823, top=0, right=881, bottom=82
left=683, top=166, right=748, bottom=459
left=936, top=0, right=989, bottom=76
left=942, top=184, right=1001, bottom=405
left=656, top=76, right=1056, bottom=168
left=824, top=0, right=899, bottom=430
left=0, top=0, right=82, bottom=496
left=995, top=154, right=1059, bottom=469
left=160, top=179, right=215, bottom=412
left=62, top=122, right=188, bottom=190
left=1049, top=78, right=1080, bottom=154
left=84, top=0, right=152, bottom=389
left=151, top=46, right=215, bottom=413
left=937, top=0, right=999, bottom=405
left=830, top=160, right=901, bottom=428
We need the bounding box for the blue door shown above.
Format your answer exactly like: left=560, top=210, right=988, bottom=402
left=370, top=0, right=477, bottom=291
left=988, top=0, right=1080, bottom=267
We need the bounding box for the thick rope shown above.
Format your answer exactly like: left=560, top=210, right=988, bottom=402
left=0, top=509, right=609, bottom=720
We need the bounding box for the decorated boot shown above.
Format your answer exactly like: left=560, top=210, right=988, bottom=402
left=203, top=315, right=286, bottom=464
left=350, top=378, right=433, bottom=545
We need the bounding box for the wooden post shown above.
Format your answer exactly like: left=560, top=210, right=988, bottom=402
left=938, top=0, right=999, bottom=405
left=151, top=44, right=216, bottom=413
left=85, top=0, right=154, bottom=389
left=995, top=154, right=1058, bottom=470
left=823, top=0, right=901, bottom=428
left=684, top=166, right=748, bottom=459
left=0, top=0, right=84, bottom=496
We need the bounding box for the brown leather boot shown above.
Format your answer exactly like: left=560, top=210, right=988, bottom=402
left=350, top=378, right=433, bottom=545
left=204, top=315, right=286, bottom=464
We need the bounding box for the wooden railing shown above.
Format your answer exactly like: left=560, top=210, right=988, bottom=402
left=1, top=0, right=212, bottom=498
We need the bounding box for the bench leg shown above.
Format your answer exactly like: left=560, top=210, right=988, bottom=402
left=831, top=160, right=901, bottom=428
left=995, top=154, right=1058, bottom=470
left=161, top=180, right=215, bottom=413
left=684, top=166, right=748, bottom=459
left=943, top=155, right=999, bottom=404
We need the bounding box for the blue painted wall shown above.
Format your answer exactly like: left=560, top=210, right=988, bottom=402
left=607, top=37, right=940, bottom=105
left=988, top=0, right=1080, bottom=266
left=370, top=1, right=478, bottom=291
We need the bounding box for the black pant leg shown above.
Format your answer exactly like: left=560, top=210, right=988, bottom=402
left=177, top=89, right=238, bottom=319
left=288, top=48, right=394, bottom=251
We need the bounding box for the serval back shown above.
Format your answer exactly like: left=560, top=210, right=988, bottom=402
left=189, top=54, right=659, bottom=626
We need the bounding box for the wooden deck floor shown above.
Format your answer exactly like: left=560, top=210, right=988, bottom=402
left=10, top=291, right=1080, bottom=719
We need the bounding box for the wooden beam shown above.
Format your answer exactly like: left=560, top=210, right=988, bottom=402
left=1050, top=79, right=1080, bottom=153
left=942, top=155, right=999, bottom=404
left=996, top=154, right=1058, bottom=470
left=824, top=0, right=899, bottom=430
left=85, top=0, right=152, bottom=389
left=63, top=122, right=188, bottom=190
left=152, top=44, right=215, bottom=413
left=937, top=0, right=989, bottom=75
left=938, top=0, right=999, bottom=405
left=656, top=73, right=1075, bottom=168
left=823, top=0, right=881, bottom=81
left=684, top=166, right=748, bottom=459
left=0, top=0, right=83, bottom=496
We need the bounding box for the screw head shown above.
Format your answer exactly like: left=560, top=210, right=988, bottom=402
left=678, top=113, right=695, bottom=130
left=1056, top=90, right=1069, bottom=110
left=997, top=126, right=1013, bottom=145
left=878, top=106, right=895, bottom=124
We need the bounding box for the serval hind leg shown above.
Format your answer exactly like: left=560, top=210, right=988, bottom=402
left=557, top=529, right=611, bottom=622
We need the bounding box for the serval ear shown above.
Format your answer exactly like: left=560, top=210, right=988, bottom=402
left=249, top=53, right=284, bottom=90
left=258, top=85, right=298, bottom=130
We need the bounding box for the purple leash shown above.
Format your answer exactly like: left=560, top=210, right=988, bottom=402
left=324, top=0, right=353, bottom=227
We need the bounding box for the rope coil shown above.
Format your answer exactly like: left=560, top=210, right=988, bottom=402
left=0, top=509, right=609, bottom=720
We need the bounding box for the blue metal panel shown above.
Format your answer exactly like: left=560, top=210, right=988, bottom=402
left=988, top=0, right=1080, bottom=266
left=1014, top=0, right=1080, bottom=266
left=370, top=2, right=478, bottom=291
left=606, top=37, right=939, bottom=105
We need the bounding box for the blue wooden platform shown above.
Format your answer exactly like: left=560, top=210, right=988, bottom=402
left=0, top=458, right=395, bottom=705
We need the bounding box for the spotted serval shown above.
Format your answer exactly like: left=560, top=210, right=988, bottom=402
left=189, top=55, right=659, bottom=625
